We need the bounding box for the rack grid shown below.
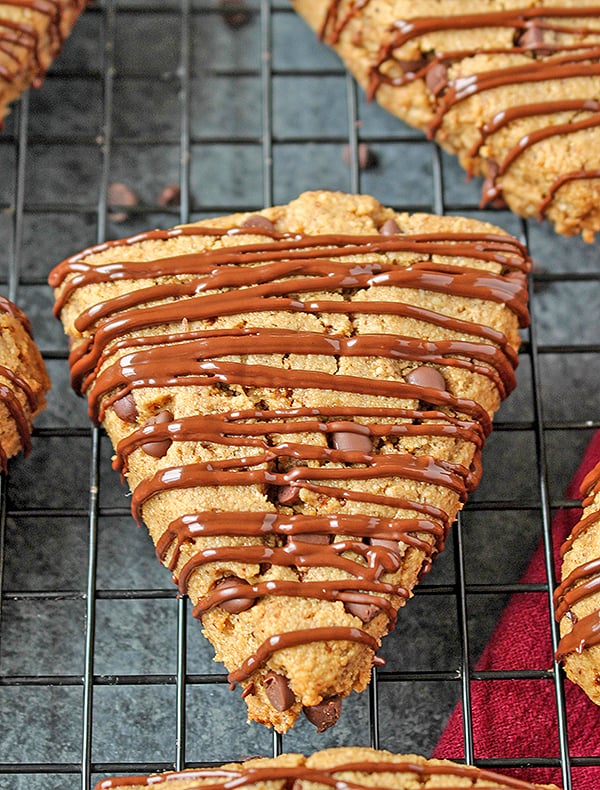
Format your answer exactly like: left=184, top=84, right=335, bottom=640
left=1, top=2, right=599, bottom=789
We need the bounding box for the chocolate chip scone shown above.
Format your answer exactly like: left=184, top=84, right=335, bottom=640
left=0, top=295, right=50, bottom=469
left=0, top=0, right=85, bottom=125
left=95, top=746, right=561, bottom=790
left=292, top=1, right=600, bottom=241
left=49, top=190, right=530, bottom=732
left=555, top=459, right=600, bottom=703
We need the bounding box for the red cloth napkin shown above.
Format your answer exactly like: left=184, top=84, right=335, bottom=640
left=433, top=430, right=600, bottom=789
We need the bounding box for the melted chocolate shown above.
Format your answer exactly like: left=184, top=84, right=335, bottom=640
left=50, top=221, right=530, bottom=688
left=0, top=297, right=43, bottom=471
left=95, top=755, right=554, bottom=790
left=555, top=461, right=600, bottom=661
left=0, top=0, right=84, bottom=89
left=320, top=4, right=600, bottom=217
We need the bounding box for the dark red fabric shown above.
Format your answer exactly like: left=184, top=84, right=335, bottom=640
left=433, top=430, right=600, bottom=789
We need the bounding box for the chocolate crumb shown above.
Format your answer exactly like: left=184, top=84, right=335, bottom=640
left=108, top=182, right=138, bottom=222
left=218, top=0, right=251, bottom=29
left=342, top=142, right=378, bottom=170
left=241, top=214, right=275, bottom=232
left=158, top=184, right=181, bottom=207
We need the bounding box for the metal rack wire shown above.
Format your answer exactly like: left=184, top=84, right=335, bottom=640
left=0, top=1, right=599, bottom=789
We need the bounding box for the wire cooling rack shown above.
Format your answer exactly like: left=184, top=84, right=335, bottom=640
left=1, top=1, right=599, bottom=789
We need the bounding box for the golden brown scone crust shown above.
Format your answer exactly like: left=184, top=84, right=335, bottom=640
left=555, top=460, right=600, bottom=703
left=292, top=0, right=600, bottom=241
left=0, top=296, right=50, bottom=468
left=49, top=190, right=530, bottom=732
left=0, top=0, right=85, bottom=124
left=95, top=746, right=561, bottom=790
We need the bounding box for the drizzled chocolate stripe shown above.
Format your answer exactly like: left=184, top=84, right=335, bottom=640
left=469, top=99, right=600, bottom=159
left=95, top=755, right=556, bottom=790
left=228, top=626, right=381, bottom=683
left=71, top=261, right=528, bottom=334
left=157, top=511, right=449, bottom=565
left=427, top=53, right=600, bottom=138
left=49, top=229, right=529, bottom=289
left=193, top=579, right=403, bottom=626
left=131, top=451, right=472, bottom=527
left=555, top=461, right=600, bottom=662
left=114, top=405, right=486, bottom=477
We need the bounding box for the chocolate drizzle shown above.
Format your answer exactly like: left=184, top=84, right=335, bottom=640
left=95, top=754, right=555, bottom=790
left=0, top=296, right=43, bottom=471
left=555, top=461, right=600, bottom=662
left=319, top=4, right=600, bottom=220
left=0, top=0, right=84, bottom=89
left=50, top=217, right=530, bottom=693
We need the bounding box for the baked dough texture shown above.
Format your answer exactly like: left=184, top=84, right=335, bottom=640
left=0, top=295, right=50, bottom=469
left=555, top=459, right=600, bottom=703
left=0, top=0, right=85, bottom=124
left=292, top=1, right=600, bottom=241
left=49, top=190, right=530, bottom=732
left=94, top=746, right=561, bottom=790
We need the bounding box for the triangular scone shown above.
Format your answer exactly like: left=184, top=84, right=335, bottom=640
left=555, top=459, right=600, bottom=703
left=49, top=190, right=530, bottom=732
left=0, top=296, right=50, bottom=468
left=95, top=746, right=560, bottom=790
left=0, top=0, right=85, bottom=124
left=292, top=2, right=600, bottom=241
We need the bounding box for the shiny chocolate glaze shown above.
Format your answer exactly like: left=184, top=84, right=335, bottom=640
left=95, top=755, right=554, bottom=790
left=0, top=0, right=84, bottom=89
left=555, top=461, right=600, bottom=661
left=50, top=220, right=530, bottom=690
left=0, top=296, right=42, bottom=471
left=320, top=4, right=600, bottom=218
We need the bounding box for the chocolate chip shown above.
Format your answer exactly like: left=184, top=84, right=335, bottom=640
left=214, top=576, right=255, bottom=614
left=240, top=214, right=274, bottom=232
left=342, top=143, right=378, bottom=170
left=516, top=22, right=551, bottom=54
left=303, top=696, right=342, bottom=732
left=141, top=410, right=173, bottom=458
left=344, top=601, right=380, bottom=623
left=112, top=392, right=138, bottom=423
left=379, top=218, right=400, bottom=235
left=406, top=365, right=447, bottom=392
left=158, top=184, right=181, bottom=207
left=425, top=62, right=448, bottom=96
left=278, top=485, right=300, bottom=505
left=396, top=58, right=427, bottom=75
left=332, top=430, right=372, bottom=454
left=108, top=182, right=138, bottom=222
left=218, top=0, right=251, bottom=29
left=264, top=671, right=295, bottom=711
